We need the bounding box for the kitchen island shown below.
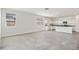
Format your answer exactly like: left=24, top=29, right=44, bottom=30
left=55, top=25, right=73, bottom=33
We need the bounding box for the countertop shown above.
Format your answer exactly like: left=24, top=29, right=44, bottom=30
left=50, top=25, right=74, bottom=27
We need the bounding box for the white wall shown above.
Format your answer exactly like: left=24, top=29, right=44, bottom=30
left=75, top=15, right=79, bottom=32
left=0, top=8, right=1, bottom=47
left=1, top=9, right=45, bottom=37
left=0, top=9, right=1, bottom=37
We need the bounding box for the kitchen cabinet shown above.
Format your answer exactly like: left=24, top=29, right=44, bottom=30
left=55, top=26, right=72, bottom=33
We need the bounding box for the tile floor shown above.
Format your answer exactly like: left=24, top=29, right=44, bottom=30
left=1, top=31, right=79, bottom=50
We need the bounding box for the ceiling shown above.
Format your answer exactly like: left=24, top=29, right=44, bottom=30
left=10, top=8, right=79, bottom=17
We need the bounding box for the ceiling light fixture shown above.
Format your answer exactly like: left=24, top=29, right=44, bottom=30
left=44, top=8, right=49, bottom=10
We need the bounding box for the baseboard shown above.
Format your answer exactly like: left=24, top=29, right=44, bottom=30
left=1, top=30, right=44, bottom=38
